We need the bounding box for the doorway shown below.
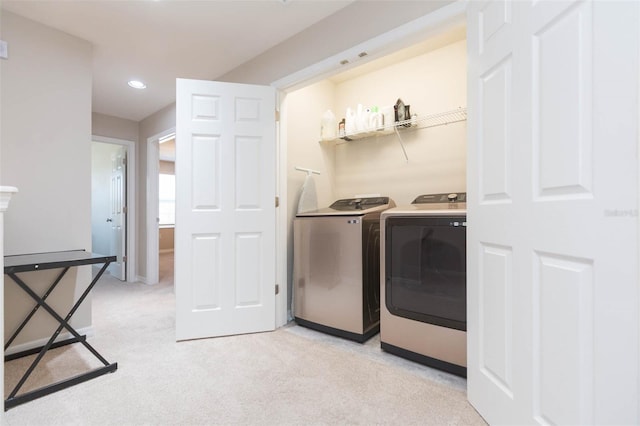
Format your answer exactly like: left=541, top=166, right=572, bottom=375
left=146, top=128, right=176, bottom=285
left=158, top=134, right=176, bottom=284
left=91, top=135, right=136, bottom=282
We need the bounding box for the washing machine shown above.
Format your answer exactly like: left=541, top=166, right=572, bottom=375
left=380, top=192, right=467, bottom=377
left=293, top=196, right=395, bottom=342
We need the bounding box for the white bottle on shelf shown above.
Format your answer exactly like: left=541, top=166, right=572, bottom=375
left=320, top=110, right=337, bottom=141
left=345, top=107, right=355, bottom=136
left=381, top=106, right=394, bottom=133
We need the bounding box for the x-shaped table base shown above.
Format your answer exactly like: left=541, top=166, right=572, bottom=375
left=4, top=251, right=118, bottom=410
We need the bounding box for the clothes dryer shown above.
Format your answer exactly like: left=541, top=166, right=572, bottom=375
left=294, top=197, right=395, bottom=342
left=380, top=193, right=467, bottom=376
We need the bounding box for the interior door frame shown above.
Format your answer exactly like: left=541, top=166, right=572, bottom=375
left=270, top=0, right=467, bottom=327
left=92, top=135, right=137, bottom=282
left=145, top=127, right=176, bottom=285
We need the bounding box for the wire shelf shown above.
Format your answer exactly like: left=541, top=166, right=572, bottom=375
left=402, top=107, right=467, bottom=130
left=330, top=106, right=467, bottom=143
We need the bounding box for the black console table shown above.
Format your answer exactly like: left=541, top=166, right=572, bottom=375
left=3, top=250, right=118, bottom=410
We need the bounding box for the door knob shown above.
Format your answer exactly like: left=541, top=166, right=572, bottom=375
left=106, top=218, right=113, bottom=222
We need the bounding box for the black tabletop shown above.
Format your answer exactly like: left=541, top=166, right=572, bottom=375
left=4, top=250, right=116, bottom=273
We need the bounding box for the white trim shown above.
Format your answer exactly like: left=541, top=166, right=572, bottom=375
left=146, top=127, right=176, bottom=286
left=0, top=186, right=17, bottom=408
left=269, top=0, right=467, bottom=328
left=92, top=135, right=137, bottom=283
left=4, top=326, right=94, bottom=357
left=274, top=91, right=288, bottom=327
left=636, top=0, right=640, bottom=407
left=0, top=186, right=18, bottom=211
left=136, top=275, right=148, bottom=284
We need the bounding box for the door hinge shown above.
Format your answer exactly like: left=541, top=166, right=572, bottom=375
left=123, top=256, right=127, bottom=263
left=275, top=110, right=280, bottom=122
left=122, top=157, right=127, bottom=165
left=123, top=206, right=128, bottom=214
left=275, top=196, right=279, bottom=208
left=275, top=284, right=279, bottom=295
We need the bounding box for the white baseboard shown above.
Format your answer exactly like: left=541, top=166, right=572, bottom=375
left=5, top=326, right=95, bottom=357
left=136, top=275, right=147, bottom=284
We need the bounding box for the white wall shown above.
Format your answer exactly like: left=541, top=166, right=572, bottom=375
left=159, top=160, right=175, bottom=175
left=284, top=79, right=337, bottom=314
left=159, top=228, right=174, bottom=252
left=0, top=11, right=93, bottom=346
left=332, top=39, right=467, bottom=204
left=92, top=112, right=139, bottom=143
left=287, top=39, right=466, bottom=205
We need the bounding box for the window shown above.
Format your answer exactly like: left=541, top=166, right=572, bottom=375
left=159, top=173, right=175, bottom=226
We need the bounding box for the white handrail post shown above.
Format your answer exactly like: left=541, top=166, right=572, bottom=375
left=0, top=186, right=18, bottom=414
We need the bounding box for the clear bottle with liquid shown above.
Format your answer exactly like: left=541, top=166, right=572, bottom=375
left=320, top=110, right=337, bottom=141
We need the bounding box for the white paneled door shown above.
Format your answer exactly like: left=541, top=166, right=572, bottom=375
left=175, top=79, right=276, bottom=341
left=467, top=1, right=639, bottom=424
left=108, top=145, right=126, bottom=281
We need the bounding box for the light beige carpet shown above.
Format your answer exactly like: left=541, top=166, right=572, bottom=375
left=4, top=252, right=486, bottom=425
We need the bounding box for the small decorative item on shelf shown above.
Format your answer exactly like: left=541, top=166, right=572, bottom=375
left=394, top=98, right=406, bottom=123
left=403, top=104, right=411, bottom=127
left=394, top=98, right=413, bottom=127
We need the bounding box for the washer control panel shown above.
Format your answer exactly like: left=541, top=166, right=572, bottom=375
left=330, top=197, right=391, bottom=211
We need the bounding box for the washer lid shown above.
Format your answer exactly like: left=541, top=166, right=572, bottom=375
left=296, top=196, right=395, bottom=217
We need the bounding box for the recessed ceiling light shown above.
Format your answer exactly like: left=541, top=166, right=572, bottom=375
left=128, top=80, right=146, bottom=89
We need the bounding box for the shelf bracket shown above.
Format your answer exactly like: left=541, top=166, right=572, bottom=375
left=393, top=126, right=409, bottom=163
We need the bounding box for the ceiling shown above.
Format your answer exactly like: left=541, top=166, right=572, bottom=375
left=2, top=0, right=354, bottom=122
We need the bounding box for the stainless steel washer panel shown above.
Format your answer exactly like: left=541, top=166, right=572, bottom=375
left=294, top=215, right=366, bottom=334
left=293, top=198, right=394, bottom=341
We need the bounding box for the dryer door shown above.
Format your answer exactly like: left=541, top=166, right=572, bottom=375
left=385, top=216, right=466, bottom=331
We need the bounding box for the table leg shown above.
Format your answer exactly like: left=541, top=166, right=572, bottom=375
left=4, top=262, right=117, bottom=406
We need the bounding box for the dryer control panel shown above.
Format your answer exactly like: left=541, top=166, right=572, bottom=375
left=412, top=193, right=467, bottom=204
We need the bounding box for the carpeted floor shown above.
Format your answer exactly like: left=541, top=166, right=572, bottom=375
left=4, top=252, right=486, bottom=425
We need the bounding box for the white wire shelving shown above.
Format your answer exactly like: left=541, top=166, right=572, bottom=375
left=320, top=107, right=467, bottom=162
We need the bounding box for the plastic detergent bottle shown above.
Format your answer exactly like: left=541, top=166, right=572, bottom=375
left=381, top=106, right=394, bottom=131
left=320, top=110, right=337, bottom=141
left=369, top=106, right=383, bottom=131
left=345, top=107, right=356, bottom=135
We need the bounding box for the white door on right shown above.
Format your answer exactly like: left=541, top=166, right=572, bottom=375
left=109, top=145, right=126, bottom=281
left=467, top=1, right=639, bottom=424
